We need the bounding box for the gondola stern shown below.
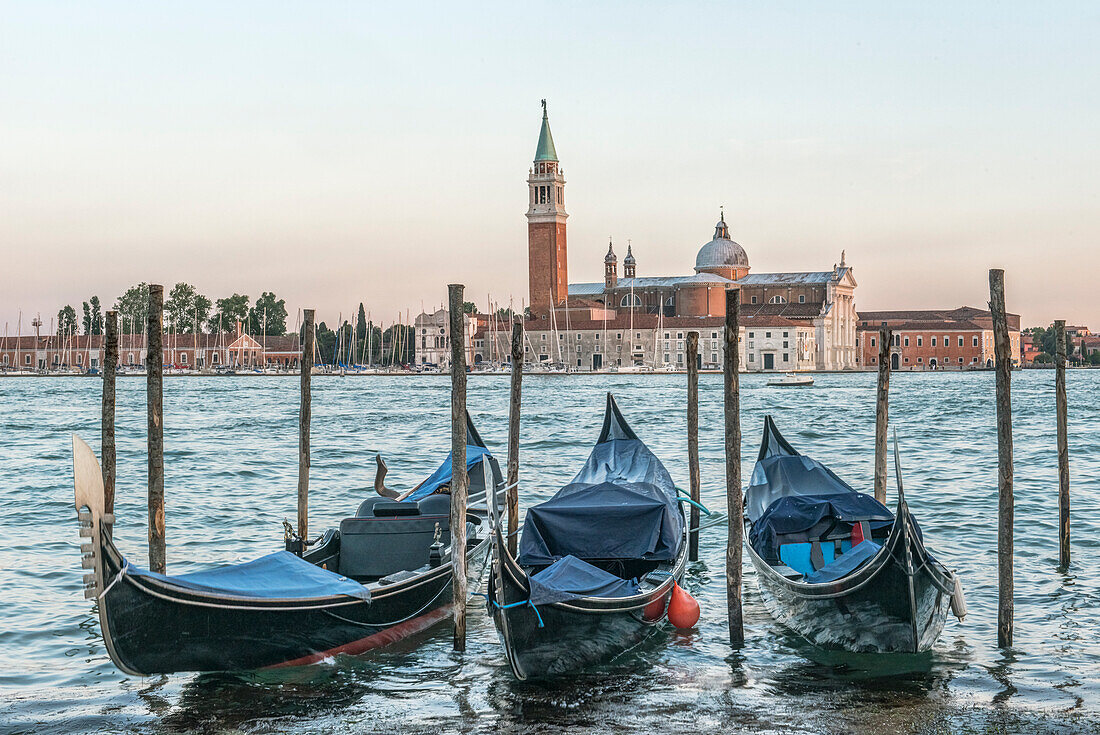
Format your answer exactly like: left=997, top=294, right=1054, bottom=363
left=758, top=415, right=800, bottom=461
left=598, top=393, right=640, bottom=443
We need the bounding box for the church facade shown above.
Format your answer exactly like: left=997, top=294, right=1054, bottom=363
left=520, top=103, right=859, bottom=371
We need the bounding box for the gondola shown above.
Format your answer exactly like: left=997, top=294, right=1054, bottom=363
left=72, top=414, right=503, bottom=676
left=744, top=416, right=966, bottom=653
left=486, top=394, right=689, bottom=680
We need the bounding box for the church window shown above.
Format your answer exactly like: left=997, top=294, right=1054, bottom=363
left=931, top=337, right=936, bottom=346
left=958, top=337, right=964, bottom=347
left=904, top=337, right=909, bottom=347
left=770, top=295, right=787, bottom=304
left=799, top=295, right=805, bottom=303
left=917, top=337, right=923, bottom=346
left=972, top=337, right=978, bottom=347
left=751, top=296, right=758, bottom=304
left=620, top=294, right=642, bottom=308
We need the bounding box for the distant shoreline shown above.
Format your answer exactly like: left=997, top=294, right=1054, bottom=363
left=0, top=366, right=1084, bottom=378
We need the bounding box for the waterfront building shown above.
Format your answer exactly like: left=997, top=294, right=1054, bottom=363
left=520, top=102, right=858, bottom=371
left=0, top=332, right=301, bottom=371
left=413, top=308, right=478, bottom=369
left=855, top=307, right=1022, bottom=370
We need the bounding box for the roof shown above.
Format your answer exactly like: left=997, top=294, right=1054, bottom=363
left=738, top=268, right=850, bottom=285
left=857, top=306, right=1020, bottom=331
left=569, top=282, right=606, bottom=296
left=535, top=102, right=558, bottom=162
left=742, top=302, right=824, bottom=319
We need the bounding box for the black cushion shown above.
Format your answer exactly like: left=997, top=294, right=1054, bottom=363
left=417, top=494, right=451, bottom=516
left=373, top=501, right=421, bottom=517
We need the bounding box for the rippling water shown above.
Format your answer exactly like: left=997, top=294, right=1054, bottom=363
left=1, top=371, right=1097, bottom=734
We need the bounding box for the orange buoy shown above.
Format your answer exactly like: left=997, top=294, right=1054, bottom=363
left=667, top=582, right=700, bottom=629
left=642, top=594, right=667, bottom=622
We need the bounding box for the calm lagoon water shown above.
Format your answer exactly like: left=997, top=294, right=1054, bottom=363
left=1, top=371, right=1098, bottom=734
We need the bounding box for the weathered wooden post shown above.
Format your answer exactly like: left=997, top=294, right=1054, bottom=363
left=724, top=289, right=744, bottom=647
left=989, top=269, right=1013, bottom=647
left=687, top=330, right=701, bottom=561
left=448, top=284, right=469, bottom=652
left=146, top=285, right=165, bottom=574
left=507, top=318, right=523, bottom=556
left=1055, top=319, right=1070, bottom=568
left=299, top=309, right=315, bottom=543
left=874, top=326, right=892, bottom=504
left=102, top=310, right=118, bottom=519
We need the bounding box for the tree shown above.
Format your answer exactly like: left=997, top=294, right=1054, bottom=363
left=1089, top=350, right=1100, bottom=366
left=89, top=296, right=103, bottom=335
left=462, top=301, right=477, bottom=314
left=114, top=283, right=149, bottom=334
left=314, top=321, right=336, bottom=365
left=247, top=292, right=287, bottom=336
left=82, top=302, right=92, bottom=335
left=356, top=303, right=367, bottom=343
left=208, top=294, right=250, bottom=333
left=165, top=283, right=212, bottom=333
left=57, top=305, right=78, bottom=335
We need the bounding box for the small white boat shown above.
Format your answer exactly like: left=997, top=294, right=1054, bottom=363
left=767, top=372, right=814, bottom=387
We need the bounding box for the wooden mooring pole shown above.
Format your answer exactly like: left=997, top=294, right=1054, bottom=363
left=989, top=269, right=1014, bottom=647
left=724, top=289, right=744, bottom=647
left=687, top=330, right=701, bottom=562
left=146, top=285, right=165, bottom=574
left=448, top=284, right=469, bottom=652
left=299, top=309, right=315, bottom=543
left=874, top=326, right=892, bottom=504
left=506, top=318, right=523, bottom=557
left=102, top=310, right=118, bottom=519
left=1055, top=319, right=1070, bottom=568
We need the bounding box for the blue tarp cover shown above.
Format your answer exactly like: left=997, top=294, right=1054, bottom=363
left=750, top=492, right=894, bottom=563
left=747, top=453, right=861, bottom=522
left=527, top=555, right=640, bottom=605
left=405, top=445, right=492, bottom=502
left=127, top=551, right=371, bottom=602
left=518, top=398, right=684, bottom=567
left=804, top=540, right=882, bottom=584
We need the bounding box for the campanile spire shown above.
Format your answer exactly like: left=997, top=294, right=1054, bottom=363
left=527, top=100, right=568, bottom=318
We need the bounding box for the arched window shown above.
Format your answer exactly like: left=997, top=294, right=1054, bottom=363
left=620, top=294, right=642, bottom=308
left=769, top=295, right=787, bottom=304
left=664, top=295, right=675, bottom=307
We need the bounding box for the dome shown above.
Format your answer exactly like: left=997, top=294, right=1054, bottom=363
left=605, top=241, right=617, bottom=263
left=623, top=244, right=636, bottom=265
left=694, top=217, right=748, bottom=272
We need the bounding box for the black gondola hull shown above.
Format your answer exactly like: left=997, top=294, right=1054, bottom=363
left=748, top=530, right=950, bottom=653
left=95, top=533, right=489, bottom=675
left=487, top=551, right=678, bottom=679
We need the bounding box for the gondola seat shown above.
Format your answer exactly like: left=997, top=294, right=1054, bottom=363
left=339, top=500, right=451, bottom=581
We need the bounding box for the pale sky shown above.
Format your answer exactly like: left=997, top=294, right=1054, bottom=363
left=2, top=2, right=1097, bottom=333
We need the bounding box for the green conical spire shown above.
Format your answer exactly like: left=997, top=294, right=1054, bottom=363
left=534, top=99, right=558, bottom=162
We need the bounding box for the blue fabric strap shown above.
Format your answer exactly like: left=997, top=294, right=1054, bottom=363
left=475, top=591, right=544, bottom=628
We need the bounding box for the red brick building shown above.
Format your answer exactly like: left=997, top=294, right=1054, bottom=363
left=0, top=331, right=301, bottom=372
left=856, top=307, right=1022, bottom=370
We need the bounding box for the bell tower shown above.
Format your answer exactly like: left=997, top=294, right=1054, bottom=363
left=527, top=100, right=568, bottom=319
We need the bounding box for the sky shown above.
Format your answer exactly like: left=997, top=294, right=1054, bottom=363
left=1, top=2, right=1098, bottom=333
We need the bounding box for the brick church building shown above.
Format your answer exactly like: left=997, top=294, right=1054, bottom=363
left=521, top=102, right=859, bottom=371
